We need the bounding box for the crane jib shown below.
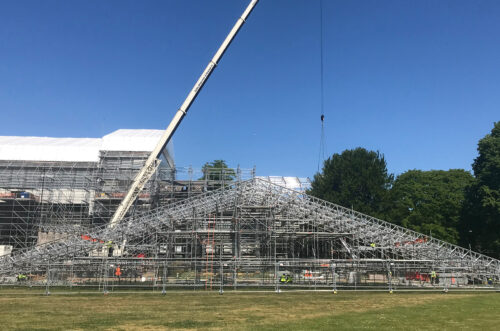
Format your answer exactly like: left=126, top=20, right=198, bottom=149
left=108, top=0, right=259, bottom=228
left=194, top=62, right=216, bottom=94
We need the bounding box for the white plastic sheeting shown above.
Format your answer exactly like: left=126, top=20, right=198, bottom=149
left=101, top=129, right=164, bottom=152
left=256, top=176, right=311, bottom=191
left=0, top=129, right=174, bottom=163
left=0, top=136, right=101, bottom=162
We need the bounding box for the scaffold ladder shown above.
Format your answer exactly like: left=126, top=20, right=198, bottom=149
left=204, top=214, right=216, bottom=290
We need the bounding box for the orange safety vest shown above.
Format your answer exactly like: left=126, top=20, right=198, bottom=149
left=115, top=267, right=122, bottom=277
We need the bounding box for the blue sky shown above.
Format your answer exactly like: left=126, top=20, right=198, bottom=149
left=1, top=0, right=499, bottom=178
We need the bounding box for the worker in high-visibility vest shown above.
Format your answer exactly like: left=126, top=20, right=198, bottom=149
left=431, top=271, right=437, bottom=285
left=370, top=243, right=376, bottom=248
left=115, top=266, right=122, bottom=283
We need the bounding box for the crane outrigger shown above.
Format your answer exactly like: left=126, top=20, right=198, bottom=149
left=108, top=0, right=259, bottom=228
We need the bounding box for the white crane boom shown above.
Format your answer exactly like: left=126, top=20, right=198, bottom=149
left=109, top=0, right=259, bottom=228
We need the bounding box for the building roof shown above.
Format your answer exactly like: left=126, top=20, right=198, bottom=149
left=0, top=129, right=173, bottom=163
left=102, top=129, right=165, bottom=152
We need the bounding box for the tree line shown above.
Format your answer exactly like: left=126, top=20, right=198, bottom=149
left=308, top=121, right=500, bottom=259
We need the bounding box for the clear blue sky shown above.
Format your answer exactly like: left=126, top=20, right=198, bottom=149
left=1, top=0, right=499, bottom=178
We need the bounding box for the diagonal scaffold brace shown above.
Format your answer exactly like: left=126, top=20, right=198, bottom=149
left=108, top=0, right=259, bottom=228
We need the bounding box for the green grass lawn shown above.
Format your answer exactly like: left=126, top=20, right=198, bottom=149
left=0, top=289, right=498, bottom=330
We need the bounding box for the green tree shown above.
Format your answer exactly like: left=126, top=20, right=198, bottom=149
left=308, top=148, right=393, bottom=217
left=387, top=169, right=474, bottom=244
left=460, top=122, right=500, bottom=258
left=200, top=160, right=236, bottom=181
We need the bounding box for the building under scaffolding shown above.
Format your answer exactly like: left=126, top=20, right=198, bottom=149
left=0, top=130, right=498, bottom=291
left=0, top=129, right=173, bottom=250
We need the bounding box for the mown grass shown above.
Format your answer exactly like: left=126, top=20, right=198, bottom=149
left=0, top=288, right=498, bottom=330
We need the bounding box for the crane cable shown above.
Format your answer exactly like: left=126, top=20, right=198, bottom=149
left=317, top=0, right=327, bottom=173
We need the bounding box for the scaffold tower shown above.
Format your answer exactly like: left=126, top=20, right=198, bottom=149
left=1, top=178, right=498, bottom=291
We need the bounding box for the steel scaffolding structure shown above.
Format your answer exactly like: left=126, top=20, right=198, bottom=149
left=1, top=178, right=498, bottom=291
left=0, top=157, right=255, bottom=250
